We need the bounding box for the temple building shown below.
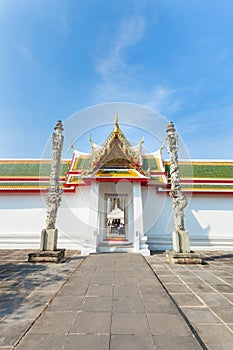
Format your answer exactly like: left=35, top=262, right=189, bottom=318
left=0, top=117, right=233, bottom=255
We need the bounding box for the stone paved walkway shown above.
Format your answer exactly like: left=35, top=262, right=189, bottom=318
left=0, top=250, right=233, bottom=349
left=14, top=253, right=201, bottom=350
left=0, top=250, right=84, bottom=349
left=147, top=251, right=233, bottom=350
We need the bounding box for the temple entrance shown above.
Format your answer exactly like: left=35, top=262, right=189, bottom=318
left=105, top=196, right=127, bottom=240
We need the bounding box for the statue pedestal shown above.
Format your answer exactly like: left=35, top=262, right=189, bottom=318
left=40, top=228, right=58, bottom=251
left=28, top=249, right=65, bottom=263
left=28, top=228, right=65, bottom=263
left=139, top=235, right=150, bottom=256
left=172, top=229, right=190, bottom=253
left=169, top=229, right=202, bottom=264
left=166, top=250, right=202, bottom=265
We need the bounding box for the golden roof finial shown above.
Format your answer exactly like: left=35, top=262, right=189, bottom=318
left=114, top=113, right=119, bottom=133
left=89, top=133, right=95, bottom=149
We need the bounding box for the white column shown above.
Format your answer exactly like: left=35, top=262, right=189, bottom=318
left=133, top=182, right=150, bottom=256
left=133, top=183, right=144, bottom=251
left=85, top=181, right=99, bottom=255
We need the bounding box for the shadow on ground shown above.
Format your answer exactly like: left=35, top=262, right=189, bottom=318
left=0, top=262, right=65, bottom=320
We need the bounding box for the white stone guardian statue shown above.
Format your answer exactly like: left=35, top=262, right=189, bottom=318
left=166, top=121, right=202, bottom=264
left=28, top=120, right=65, bottom=263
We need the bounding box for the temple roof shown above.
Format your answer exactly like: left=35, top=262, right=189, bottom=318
left=0, top=159, right=69, bottom=192
left=87, top=115, right=144, bottom=175
left=0, top=158, right=233, bottom=193
left=0, top=118, right=233, bottom=194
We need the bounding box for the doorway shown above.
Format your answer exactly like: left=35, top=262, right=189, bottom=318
left=105, top=195, right=127, bottom=240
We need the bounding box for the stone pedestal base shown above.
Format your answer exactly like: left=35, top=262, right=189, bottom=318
left=172, top=229, right=190, bottom=253
left=28, top=249, right=65, bottom=263
left=166, top=250, right=202, bottom=264
left=139, top=235, right=150, bottom=256
left=40, top=228, right=58, bottom=251
left=140, top=248, right=151, bottom=256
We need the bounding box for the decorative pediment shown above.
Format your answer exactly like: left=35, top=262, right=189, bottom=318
left=66, top=116, right=167, bottom=185
left=88, top=115, right=145, bottom=175
left=99, top=139, right=134, bottom=169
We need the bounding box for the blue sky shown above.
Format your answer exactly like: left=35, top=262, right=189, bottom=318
left=1, top=0, right=233, bottom=159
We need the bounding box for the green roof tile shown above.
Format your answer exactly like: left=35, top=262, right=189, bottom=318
left=0, top=161, right=69, bottom=177
left=143, top=157, right=158, bottom=170
left=165, top=162, right=233, bottom=179
left=75, top=157, right=91, bottom=170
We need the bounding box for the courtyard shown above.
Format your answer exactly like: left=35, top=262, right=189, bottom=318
left=0, top=250, right=232, bottom=349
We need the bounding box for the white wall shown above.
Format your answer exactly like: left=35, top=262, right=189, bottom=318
left=142, top=187, right=173, bottom=250
left=143, top=188, right=233, bottom=251
left=0, top=188, right=232, bottom=251
left=0, top=188, right=93, bottom=252
left=0, top=193, right=46, bottom=249
left=186, top=195, right=233, bottom=250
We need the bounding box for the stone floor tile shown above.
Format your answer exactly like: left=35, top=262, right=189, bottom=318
left=211, top=306, right=233, bottom=323
left=81, top=296, right=112, bottom=312
left=153, top=335, right=202, bottom=350
left=68, top=276, right=92, bottom=284
left=24, top=290, right=54, bottom=304
left=214, top=284, right=233, bottom=293
left=36, top=282, right=64, bottom=292
left=113, top=285, right=139, bottom=297
left=212, top=271, right=232, bottom=278
left=47, top=296, right=83, bottom=311
left=111, top=313, right=151, bottom=335
left=87, top=284, right=113, bottom=297
left=165, top=283, right=191, bottom=293
left=186, top=283, right=215, bottom=293
left=70, top=312, right=111, bottom=334
left=151, top=269, right=173, bottom=276
left=143, top=296, right=178, bottom=314
left=158, top=275, right=182, bottom=283
left=136, top=277, right=162, bottom=287
left=171, top=293, right=204, bottom=307
left=4, top=303, right=45, bottom=322
left=194, top=324, right=233, bottom=350
left=0, top=321, right=31, bottom=347
left=16, top=333, right=65, bottom=350
left=177, top=276, right=204, bottom=284
left=29, top=311, right=76, bottom=333
left=92, top=276, right=114, bottom=285
left=181, top=307, right=221, bottom=325
left=114, top=277, right=137, bottom=285
left=59, top=283, right=88, bottom=296
left=113, top=297, right=145, bottom=313
left=147, top=313, right=191, bottom=336
left=193, top=271, right=223, bottom=284
left=198, top=293, right=232, bottom=306
left=222, top=277, right=233, bottom=284
left=110, top=334, right=156, bottom=350
left=63, top=334, right=109, bottom=350
left=139, top=284, right=164, bottom=296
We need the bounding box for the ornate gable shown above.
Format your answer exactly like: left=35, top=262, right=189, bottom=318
left=65, top=116, right=168, bottom=186
left=100, top=139, right=133, bottom=169
left=88, top=115, right=145, bottom=175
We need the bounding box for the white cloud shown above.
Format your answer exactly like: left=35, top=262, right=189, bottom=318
left=95, top=12, right=146, bottom=78
left=93, top=8, right=179, bottom=116
left=114, top=15, right=146, bottom=52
